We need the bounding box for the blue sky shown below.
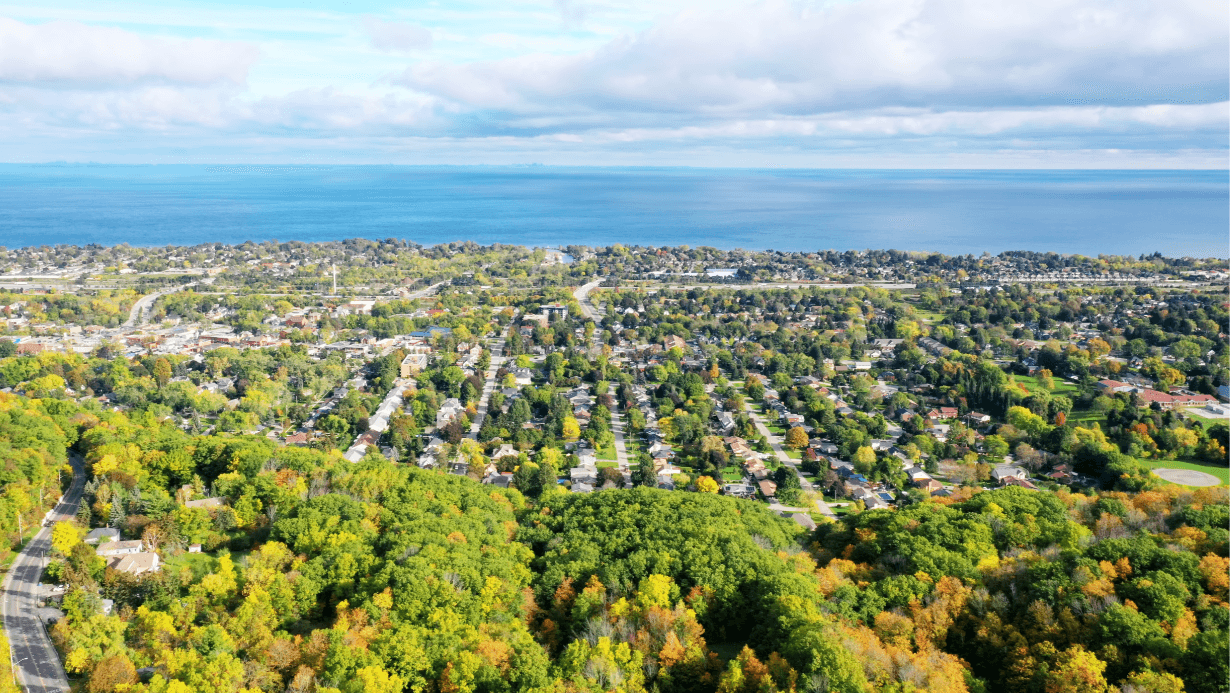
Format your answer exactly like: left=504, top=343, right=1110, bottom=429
left=1, top=0, right=1226, bottom=167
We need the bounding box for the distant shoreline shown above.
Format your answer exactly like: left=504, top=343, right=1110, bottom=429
left=0, top=167, right=1225, bottom=257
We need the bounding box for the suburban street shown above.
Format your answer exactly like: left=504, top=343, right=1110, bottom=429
left=468, top=336, right=507, bottom=438
left=571, top=279, right=631, bottom=467
left=742, top=401, right=837, bottom=518
left=2, top=455, right=85, bottom=693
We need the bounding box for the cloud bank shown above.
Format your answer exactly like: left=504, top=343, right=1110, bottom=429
left=363, top=17, right=432, bottom=53
left=402, top=0, right=1226, bottom=119
left=0, top=16, right=258, bottom=87
left=0, top=0, right=1225, bottom=166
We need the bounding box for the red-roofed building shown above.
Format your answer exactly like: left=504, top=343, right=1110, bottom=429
left=1097, top=379, right=1134, bottom=393
left=1130, top=389, right=1217, bottom=410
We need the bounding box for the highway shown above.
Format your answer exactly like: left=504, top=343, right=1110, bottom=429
left=1, top=456, right=84, bottom=693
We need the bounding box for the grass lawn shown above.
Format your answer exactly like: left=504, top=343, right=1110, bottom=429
left=783, top=449, right=802, bottom=460
left=767, top=423, right=787, bottom=435
left=596, top=461, right=619, bottom=470
left=1144, top=457, right=1230, bottom=485
left=721, top=466, right=744, bottom=482
left=1067, top=409, right=1107, bottom=425
left=596, top=443, right=617, bottom=461
left=1012, top=374, right=1081, bottom=397
left=164, top=552, right=217, bottom=581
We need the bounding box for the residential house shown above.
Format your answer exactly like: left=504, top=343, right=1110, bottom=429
left=84, top=528, right=120, bottom=545
left=1002, top=476, right=1039, bottom=490
left=791, top=513, right=817, bottom=531
left=991, top=465, right=1028, bottom=485
left=96, top=540, right=144, bottom=557
left=107, top=553, right=160, bottom=576
left=482, top=472, right=514, bottom=488
left=491, top=444, right=519, bottom=462
left=436, top=398, right=465, bottom=428
left=966, top=411, right=991, bottom=425
left=722, top=483, right=757, bottom=498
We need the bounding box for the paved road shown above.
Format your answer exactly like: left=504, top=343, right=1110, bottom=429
left=468, top=337, right=507, bottom=438
left=573, top=279, right=604, bottom=321
left=2, top=455, right=85, bottom=693
left=741, top=401, right=836, bottom=519
left=609, top=406, right=630, bottom=467
left=658, top=282, right=917, bottom=291
left=573, top=277, right=631, bottom=467
left=406, top=281, right=447, bottom=301
left=123, top=284, right=195, bottom=327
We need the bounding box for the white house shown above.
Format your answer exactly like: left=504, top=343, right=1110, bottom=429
left=107, top=553, right=160, bottom=575
left=436, top=398, right=465, bottom=428
left=96, top=540, right=144, bottom=557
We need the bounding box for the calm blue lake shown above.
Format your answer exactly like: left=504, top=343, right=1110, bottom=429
left=0, top=165, right=1225, bottom=257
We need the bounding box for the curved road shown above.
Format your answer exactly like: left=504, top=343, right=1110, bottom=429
left=2, top=455, right=84, bottom=693
left=124, top=285, right=194, bottom=327
left=573, top=278, right=604, bottom=322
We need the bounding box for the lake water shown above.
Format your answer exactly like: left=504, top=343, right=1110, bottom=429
left=0, top=165, right=1225, bottom=257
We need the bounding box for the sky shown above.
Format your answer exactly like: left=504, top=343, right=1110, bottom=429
left=1, top=0, right=1227, bottom=167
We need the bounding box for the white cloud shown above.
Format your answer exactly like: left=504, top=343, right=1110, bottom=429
left=0, top=16, right=258, bottom=87
left=363, top=17, right=432, bottom=53
left=400, top=0, right=1228, bottom=121
left=0, top=0, right=1222, bottom=165
left=563, top=102, right=1229, bottom=143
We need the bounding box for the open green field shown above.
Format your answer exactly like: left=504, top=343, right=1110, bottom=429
left=1067, top=409, right=1106, bottom=424
left=1144, top=458, right=1230, bottom=486
left=721, top=465, right=744, bottom=481
left=164, top=551, right=218, bottom=580
left=596, top=443, right=617, bottom=461
left=911, top=309, right=946, bottom=324
left=1012, top=374, right=1081, bottom=397
left=783, top=449, right=802, bottom=459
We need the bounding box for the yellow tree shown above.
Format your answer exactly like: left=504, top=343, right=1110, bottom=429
left=696, top=477, right=719, bottom=494
left=785, top=427, right=809, bottom=450
left=852, top=446, right=876, bottom=474
left=1044, top=645, right=1108, bottom=693
left=51, top=521, right=82, bottom=556
left=153, top=358, right=172, bottom=388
